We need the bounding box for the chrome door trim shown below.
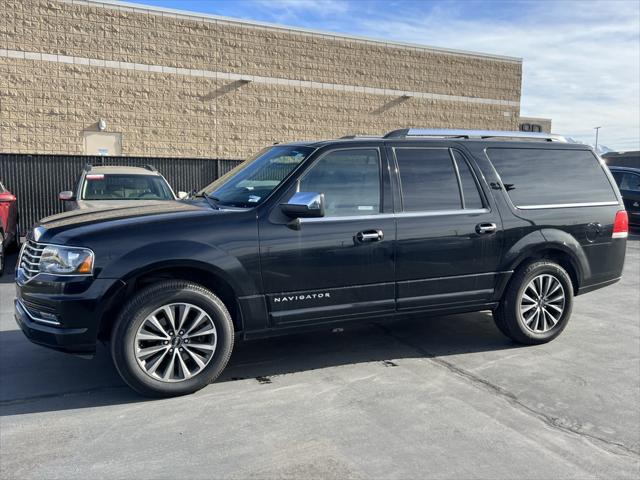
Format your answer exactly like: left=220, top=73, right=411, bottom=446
left=299, top=208, right=490, bottom=223
left=517, top=201, right=620, bottom=210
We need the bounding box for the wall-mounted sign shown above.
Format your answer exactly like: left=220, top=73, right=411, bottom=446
left=519, top=123, right=542, bottom=133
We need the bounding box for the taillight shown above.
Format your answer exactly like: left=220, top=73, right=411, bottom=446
left=612, top=210, right=628, bottom=239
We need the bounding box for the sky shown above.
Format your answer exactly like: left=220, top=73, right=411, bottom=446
left=136, top=0, right=639, bottom=151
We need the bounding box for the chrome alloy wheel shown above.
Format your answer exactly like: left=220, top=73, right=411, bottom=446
left=134, top=303, right=217, bottom=382
left=520, top=274, right=566, bottom=333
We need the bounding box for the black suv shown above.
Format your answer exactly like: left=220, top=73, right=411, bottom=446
left=15, top=129, right=628, bottom=397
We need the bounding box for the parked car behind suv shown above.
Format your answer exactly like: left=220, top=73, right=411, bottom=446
left=609, top=166, right=640, bottom=227
left=0, top=180, right=19, bottom=275
left=15, top=129, right=628, bottom=397
left=59, top=164, right=187, bottom=211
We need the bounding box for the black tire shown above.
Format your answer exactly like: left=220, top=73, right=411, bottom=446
left=111, top=280, right=234, bottom=397
left=0, top=230, right=5, bottom=276
left=11, top=222, right=20, bottom=252
left=494, top=260, right=574, bottom=345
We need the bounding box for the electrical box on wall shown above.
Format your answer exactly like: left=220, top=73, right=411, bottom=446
left=83, top=132, right=122, bottom=156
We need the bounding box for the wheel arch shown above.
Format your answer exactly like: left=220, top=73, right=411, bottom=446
left=502, top=229, right=589, bottom=297
left=508, top=246, right=584, bottom=296
left=97, top=261, right=244, bottom=342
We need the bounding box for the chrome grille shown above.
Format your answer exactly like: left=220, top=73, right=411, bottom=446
left=19, top=240, right=44, bottom=281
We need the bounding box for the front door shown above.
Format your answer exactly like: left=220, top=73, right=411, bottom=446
left=258, top=147, right=396, bottom=326
left=388, top=145, right=504, bottom=312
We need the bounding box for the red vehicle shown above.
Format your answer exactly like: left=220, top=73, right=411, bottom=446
left=0, top=181, right=20, bottom=275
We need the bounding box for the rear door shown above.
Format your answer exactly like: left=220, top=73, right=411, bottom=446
left=388, top=144, right=505, bottom=312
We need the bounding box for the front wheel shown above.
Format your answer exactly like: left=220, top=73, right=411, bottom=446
left=111, top=281, right=234, bottom=397
left=494, top=260, right=574, bottom=345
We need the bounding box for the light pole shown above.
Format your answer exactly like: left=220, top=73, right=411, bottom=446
left=594, top=126, right=601, bottom=151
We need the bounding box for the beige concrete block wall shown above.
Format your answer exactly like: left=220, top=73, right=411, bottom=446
left=0, top=0, right=522, bottom=159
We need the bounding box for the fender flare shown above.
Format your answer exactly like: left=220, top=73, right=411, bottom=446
left=503, top=229, right=589, bottom=288
left=98, top=239, right=259, bottom=298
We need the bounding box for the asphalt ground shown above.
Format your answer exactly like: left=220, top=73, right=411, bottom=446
left=1, top=234, right=639, bottom=479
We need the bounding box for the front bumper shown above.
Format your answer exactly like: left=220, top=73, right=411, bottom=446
left=15, top=277, right=126, bottom=354
left=15, top=299, right=95, bottom=353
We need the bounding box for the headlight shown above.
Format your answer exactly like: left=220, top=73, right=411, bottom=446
left=39, top=245, right=95, bottom=275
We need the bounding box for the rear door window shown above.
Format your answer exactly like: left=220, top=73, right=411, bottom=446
left=395, top=148, right=461, bottom=211
left=487, top=148, right=617, bottom=208
left=452, top=150, right=484, bottom=209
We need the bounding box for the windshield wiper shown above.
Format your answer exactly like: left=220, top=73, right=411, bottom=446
left=188, top=189, right=207, bottom=198
left=188, top=191, right=220, bottom=209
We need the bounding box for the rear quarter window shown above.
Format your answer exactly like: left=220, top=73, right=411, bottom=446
left=486, top=148, right=617, bottom=208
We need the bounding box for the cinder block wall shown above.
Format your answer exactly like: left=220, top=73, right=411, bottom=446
left=0, top=0, right=522, bottom=159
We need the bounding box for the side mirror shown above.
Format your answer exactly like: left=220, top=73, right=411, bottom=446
left=177, top=191, right=189, bottom=200
left=280, top=192, right=325, bottom=218
left=59, top=191, right=75, bottom=201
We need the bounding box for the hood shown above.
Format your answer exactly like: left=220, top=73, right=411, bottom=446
left=38, top=200, right=209, bottom=231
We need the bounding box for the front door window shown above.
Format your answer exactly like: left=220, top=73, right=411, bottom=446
left=298, top=149, right=381, bottom=217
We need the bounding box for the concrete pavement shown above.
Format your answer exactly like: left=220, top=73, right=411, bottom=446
left=1, top=237, right=639, bottom=479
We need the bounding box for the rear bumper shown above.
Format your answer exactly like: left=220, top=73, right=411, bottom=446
left=577, top=276, right=621, bottom=295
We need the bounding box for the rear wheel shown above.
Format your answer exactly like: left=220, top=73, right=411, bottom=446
left=111, top=280, right=234, bottom=397
left=494, top=260, right=573, bottom=344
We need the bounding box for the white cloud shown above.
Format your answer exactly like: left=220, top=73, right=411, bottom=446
left=249, top=0, right=349, bottom=22
left=348, top=0, right=640, bottom=151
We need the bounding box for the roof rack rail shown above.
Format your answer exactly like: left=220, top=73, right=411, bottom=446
left=83, top=163, right=93, bottom=172
left=383, top=128, right=568, bottom=142
left=340, top=134, right=381, bottom=139
left=143, top=164, right=157, bottom=172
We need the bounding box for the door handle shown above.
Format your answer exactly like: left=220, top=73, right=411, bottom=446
left=475, top=223, right=497, bottom=234
left=356, top=229, right=384, bottom=243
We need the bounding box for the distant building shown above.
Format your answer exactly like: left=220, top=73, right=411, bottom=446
left=0, top=0, right=536, bottom=160
left=518, top=116, right=553, bottom=134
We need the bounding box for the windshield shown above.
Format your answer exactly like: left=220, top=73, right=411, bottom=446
left=201, top=145, right=315, bottom=208
left=82, top=174, right=174, bottom=201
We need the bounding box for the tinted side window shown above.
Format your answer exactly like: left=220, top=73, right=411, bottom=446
left=611, top=171, right=624, bottom=187
left=452, top=151, right=484, bottom=209
left=299, top=149, right=380, bottom=217
left=395, top=148, right=461, bottom=211
left=487, top=148, right=617, bottom=207
left=620, top=173, right=640, bottom=192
